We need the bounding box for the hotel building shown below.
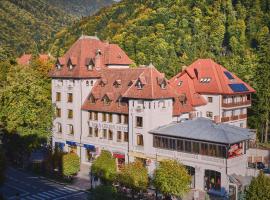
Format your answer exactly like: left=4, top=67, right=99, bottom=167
left=50, top=36, right=256, bottom=198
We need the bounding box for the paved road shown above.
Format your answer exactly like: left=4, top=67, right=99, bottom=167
left=0, top=167, right=88, bottom=200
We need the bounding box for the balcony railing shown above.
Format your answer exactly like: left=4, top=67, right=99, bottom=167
left=239, top=114, right=247, bottom=119
left=221, top=114, right=247, bottom=122
left=222, top=100, right=251, bottom=108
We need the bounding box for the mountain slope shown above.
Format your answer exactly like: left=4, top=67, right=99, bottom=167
left=49, top=0, right=270, bottom=80
left=0, top=0, right=76, bottom=60
left=47, top=0, right=115, bottom=17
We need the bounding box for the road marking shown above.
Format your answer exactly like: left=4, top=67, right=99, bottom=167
left=63, top=186, right=77, bottom=192
left=5, top=183, right=29, bottom=200
left=53, top=189, right=69, bottom=195
left=53, top=192, right=86, bottom=200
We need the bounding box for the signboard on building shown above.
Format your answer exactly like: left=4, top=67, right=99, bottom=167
left=89, top=121, right=128, bottom=132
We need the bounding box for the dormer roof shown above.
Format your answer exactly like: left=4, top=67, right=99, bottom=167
left=49, top=36, right=132, bottom=78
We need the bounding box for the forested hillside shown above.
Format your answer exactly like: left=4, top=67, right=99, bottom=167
left=49, top=0, right=270, bottom=139
left=0, top=0, right=75, bottom=61
left=47, top=0, right=114, bottom=17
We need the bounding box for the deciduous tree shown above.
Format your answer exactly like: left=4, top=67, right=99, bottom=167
left=62, top=153, right=80, bottom=178
left=153, top=160, right=190, bottom=198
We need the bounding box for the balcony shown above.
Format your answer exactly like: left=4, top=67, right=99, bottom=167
left=222, top=100, right=251, bottom=108
left=231, top=115, right=239, bottom=121
left=239, top=114, right=247, bottom=119
left=221, top=114, right=247, bottom=122
left=221, top=116, right=230, bottom=122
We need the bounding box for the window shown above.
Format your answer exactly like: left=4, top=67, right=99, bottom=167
left=89, top=112, right=93, bottom=120
left=137, top=81, right=143, bottom=89
left=204, top=170, right=221, bottom=191
left=103, top=96, right=110, bottom=105
left=124, top=132, right=128, bottom=142
left=90, top=80, right=94, bottom=86
left=117, top=131, right=122, bottom=142
left=192, top=142, right=200, bottom=154
left=103, top=129, right=107, bottom=139
left=94, top=112, right=98, bottom=120
left=206, top=111, right=213, bottom=119
left=86, top=81, right=89, bottom=86
left=68, top=124, right=74, bottom=135
left=161, top=82, right=166, bottom=89
left=124, top=115, right=128, bottom=124
left=208, top=97, right=213, bottom=103
left=102, top=113, right=107, bottom=122
left=185, top=141, right=192, bottom=152
left=177, top=140, right=184, bottom=151
left=117, top=114, right=122, bottom=124
left=89, top=95, right=96, bottom=104
left=68, top=110, right=73, bottom=119
left=94, top=128, right=99, bottom=137
left=87, top=64, right=93, bottom=70
left=178, top=81, right=183, bottom=86
left=67, top=93, right=73, bottom=103
left=201, top=143, right=208, bottom=155
left=136, top=117, right=143, bottom=127
left=137, top=134, right=144, bottom=146
left=109, top=114, right=113, bottom=123
left=56, top=92, right=61, bottom=101
left=232, top=110, right=235, bottom=116
left=88, top=127, right=93, bottom=137
left=185, top=166, right=195, bottom=188
left=56, top=107, right=61, bottom=117
left=108, top=130, right=113, bottom=140
left=57, top=123, right=62, bottom=133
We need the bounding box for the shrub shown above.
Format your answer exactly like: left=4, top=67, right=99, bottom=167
left=62, top=153, right=80, bottom=178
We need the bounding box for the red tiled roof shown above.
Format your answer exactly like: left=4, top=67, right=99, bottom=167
left=82, top=65, right=192, bottom=115
left=184, top=59, right=255, bottom=94
left=170, top=59, right=255, bottom=107
left=17, top=54, right=52, bottom=65
left=49, top=36, right=133, bottom=78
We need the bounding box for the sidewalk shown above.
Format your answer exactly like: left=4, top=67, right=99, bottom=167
left=72, top=163, right=91, bottom=190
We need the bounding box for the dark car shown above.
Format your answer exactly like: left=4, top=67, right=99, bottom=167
left=263, top=168, right=270, bottom=174
left=256, top=162, right=265, bottom=170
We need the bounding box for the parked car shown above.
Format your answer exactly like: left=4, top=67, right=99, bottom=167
left=256, top=162, right=265, bottom=170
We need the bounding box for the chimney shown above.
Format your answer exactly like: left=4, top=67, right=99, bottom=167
left=182, top=65, right=187, bottom=71
left=95, top=49, right=102, bottom=69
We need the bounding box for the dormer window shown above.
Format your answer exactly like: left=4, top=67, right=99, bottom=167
left=100, top=78, right=107, bottom=87
left=103, top=95, right=111, bottom=105
left=86, top=58, right=95, bottom=71
left=114, top=80, right=121, bottom=88
left=137, top=81, right=143, bottom=89
left=200, top=77, right=211, bottom=83
left=178, top=81, right=183, bottom=86
left=56, top=63, right=61, bottom=70
left=68, top=64, right=73, bottom=70
left=89, top=94, right=96, bottom=104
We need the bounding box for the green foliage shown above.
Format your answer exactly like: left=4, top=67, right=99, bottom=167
left=62, top=153, right=80, bottom=177
left=91, top=150, right=117, bottom=183
left=118, top=161, right=148, bottom=192
left=245, top=172, right=270, bottom=200
left=0, top=0, right=75, bottom=60
left=89, top=185, right=129, bottom=200
left=0, top=63, right=53, bottom=139
left=0, top=148, right=6, bottom=186
left=153, top=160, right=190, bottom=198
left=47, top=0, right=114, bottom=17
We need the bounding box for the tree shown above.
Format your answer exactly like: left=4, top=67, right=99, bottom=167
left=118, top=161, right=148, bottom=199
left=91, top=150, right=117, bottom=184
left=253, top=29, right=270, bottom=143
left=0, top=64, right=53, bottom=139
left=153, top=160, right=190, bottom=199
left=62, top=153, right=80, bottom=178
left=89, top=185, right=129, bottom=200
left=245, top=172, right=270, bottom=200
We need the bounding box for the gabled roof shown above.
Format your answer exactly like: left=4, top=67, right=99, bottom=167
left=49, top=36, right=133, bottom=78
left=170, top=72, right=207, bottom=107
left=82, top=65, right=192, bottom=115
left=183, top=59, right=255, bottom=95
left=150, top=118, right=254, bottom=144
